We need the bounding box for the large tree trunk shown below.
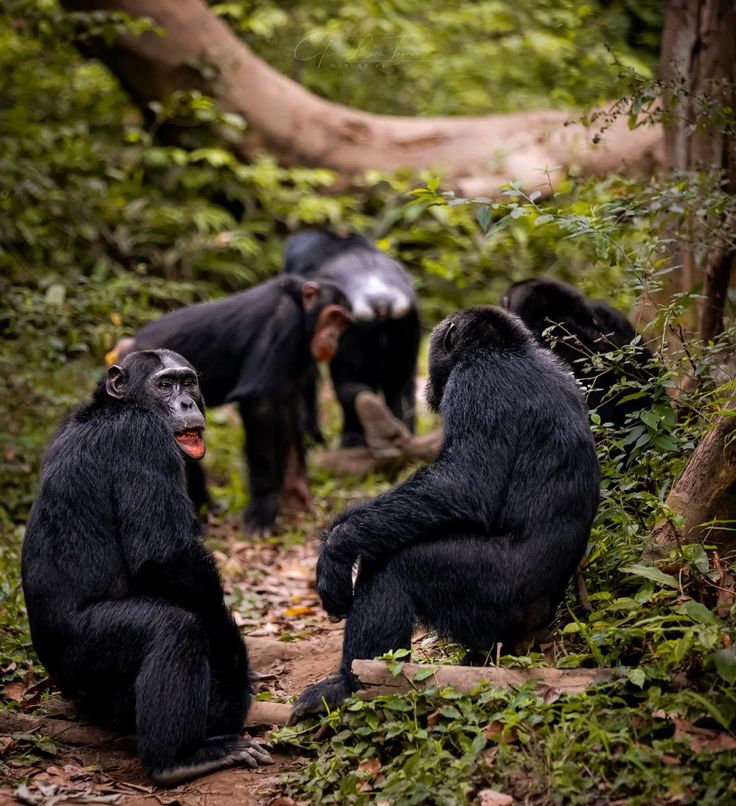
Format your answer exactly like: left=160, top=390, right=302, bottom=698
left=643, top=2, right=736, bottom=559
left=62, top=0, right=662, bottom=196
left=640, top=0, right=736, bottom=341
left=647, top=395, right=736, bottom=560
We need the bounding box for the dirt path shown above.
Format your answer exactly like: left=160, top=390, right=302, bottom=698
left=0, top=528, right=343, bottom=806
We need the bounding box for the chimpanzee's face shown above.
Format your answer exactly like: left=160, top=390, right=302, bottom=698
left=148, top=355, right=206, bottom=460
left=106, top=350, right=206, bottom=460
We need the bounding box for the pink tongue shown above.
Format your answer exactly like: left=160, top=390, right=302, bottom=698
left=175, top=431, right=205, bottom=459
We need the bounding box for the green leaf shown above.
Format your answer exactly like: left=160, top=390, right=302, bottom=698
left=621, top=565, right=679, bottom=589
left=673, top=600, right=718, bottom=626
left=627, top=668, right=646, bottom=689
left=713, top=649, right=736, bottom=683
left=476, top=205, right=492, bottom=232
left=413, top=667, right=435, bottom=682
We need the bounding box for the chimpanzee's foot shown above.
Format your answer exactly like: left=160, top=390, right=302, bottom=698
left=355, top=391, right=411, bottom=458
left=282, top=477, right=313, bottom=515
left=244, top=495, right=280, bottom=538
left=149, top=735, right=272, bottom=786
left=289, top=673, right=353, bottom=723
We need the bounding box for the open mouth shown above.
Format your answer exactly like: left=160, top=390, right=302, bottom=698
left=175, top=428, right=205, bottom=460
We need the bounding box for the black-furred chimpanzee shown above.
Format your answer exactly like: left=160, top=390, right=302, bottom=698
left=22, top=350, right=272, bottom=784
left=291, top=306, right=600, bottom=719
left=118, top=276, right=352, bottom=535
left=283, top=229, right=420, bottom=447
left=501, top=278, right=655, bottom=430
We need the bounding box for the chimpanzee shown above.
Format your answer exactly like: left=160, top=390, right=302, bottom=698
left=500, top=278, right=655, bottom=430
left=291, top=306, right=600, bottom=719
left=22, top=350, right=272, bottom=784
left=116, top=276, right=352, bottom=535
left=283, top=229, right=420, bottom=447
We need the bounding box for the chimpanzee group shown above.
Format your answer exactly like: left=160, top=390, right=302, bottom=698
left=23, top=226, right=657, bottom=783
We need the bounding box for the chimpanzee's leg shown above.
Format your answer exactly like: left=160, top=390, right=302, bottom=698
left=382, top=310, right=421, bottom=433
left=69, top=599, right=269, bottom=785
left=239, top=396, right=290, bottom=535
left=291, top=560, right=415, bottom=719
left=299, top=364, right=324, bottom=444
left=330, top=323, right=383, bottom=447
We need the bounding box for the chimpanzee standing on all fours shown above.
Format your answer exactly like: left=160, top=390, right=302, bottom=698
left=292, top=306, right=600, bottom=719
left=22, top=350, right=272, bottom=784
left=117, top=276, right=352, bottom=536
left=284, top=229, right=421, bottom=446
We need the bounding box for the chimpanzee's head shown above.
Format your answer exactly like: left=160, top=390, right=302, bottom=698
left=426, top=306, right=532, bottom=412
left=299, top=280, right=353, bottom=363
left=105, top=349, right=206, bottom=460
left=500, top=278, right=595, bottom=338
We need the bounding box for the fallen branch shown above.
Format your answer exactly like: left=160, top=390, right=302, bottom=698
left=0, top=700, right=293, bottom=746
left=351, top=659, right=617, bottom=698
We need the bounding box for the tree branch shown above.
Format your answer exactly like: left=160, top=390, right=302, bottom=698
left=62, top=0, right=662, bottom=196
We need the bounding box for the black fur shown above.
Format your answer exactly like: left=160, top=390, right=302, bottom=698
left=127, top=276, right=350, bottom=534
left=284, top=229, right=420, bottom=446
left=291, top=306, right=600, bottom=719
left=501, top=278, right=655, bottom=430
left=22, top=350, right=270, bottom=783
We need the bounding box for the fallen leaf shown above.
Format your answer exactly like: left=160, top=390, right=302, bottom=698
left=283, top=606, right=314, bottom=617
left=477, top=788, right=513, bottom=805
left=484, top=721, right=518, bottom=744
left=0, top=736, right=13, bottom=752
left=4, top=682, right=27, bottom=703
left=357, top=757, right=381, bottom=775
left=672, top=716, right=736, bottom=752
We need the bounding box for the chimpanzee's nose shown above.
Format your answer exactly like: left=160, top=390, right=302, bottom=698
left=180, top=396, right=194, bottom=410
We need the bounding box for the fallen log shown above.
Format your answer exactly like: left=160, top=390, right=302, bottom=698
left=351, top=659, right=617, bottom=697
left=0, top=700, right=294, bottom=746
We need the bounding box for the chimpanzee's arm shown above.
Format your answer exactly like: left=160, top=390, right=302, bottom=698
left=315, top=437, right=516, bottom=620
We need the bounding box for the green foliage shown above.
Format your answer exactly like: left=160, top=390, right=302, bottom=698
left=3, top=2, right=736, bottom=803
left=277, top=551, right=736, bottom=804
left=214, top=0, right=662, bottom=115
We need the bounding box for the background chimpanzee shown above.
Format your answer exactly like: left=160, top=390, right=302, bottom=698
left=284, top=229, right=420, bottom=447
left=291, top=306, right=600, bottom=719
left=22, top=350, right=272, bottom=784
left=117, top=276, right=352, bottom=535
left=501, top=278, right=655, bottom=430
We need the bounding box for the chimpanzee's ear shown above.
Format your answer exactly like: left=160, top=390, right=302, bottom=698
left=106, top=365, right=128, bottom=399
left=301, top=281, right=321, bottom=311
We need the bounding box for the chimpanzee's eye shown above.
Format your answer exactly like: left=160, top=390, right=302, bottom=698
left=158, top=379, right=174, bottom=391
left=183, top=378, right=195, bottom=388
left=443, top=323, right=457, bottom=352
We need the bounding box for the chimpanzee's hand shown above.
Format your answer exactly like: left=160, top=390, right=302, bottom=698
left=316, top=525, right=355, bottom=621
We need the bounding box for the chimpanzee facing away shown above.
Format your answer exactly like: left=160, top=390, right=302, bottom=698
left=291, top=306, right=600, bottom=719
left=22, top=350, right=272, bottom=784
left=500, top=278, right=655, bottom=430
left=118, top=276, right=352, bottom=535
left=283, top=229, right=420, bottom=447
